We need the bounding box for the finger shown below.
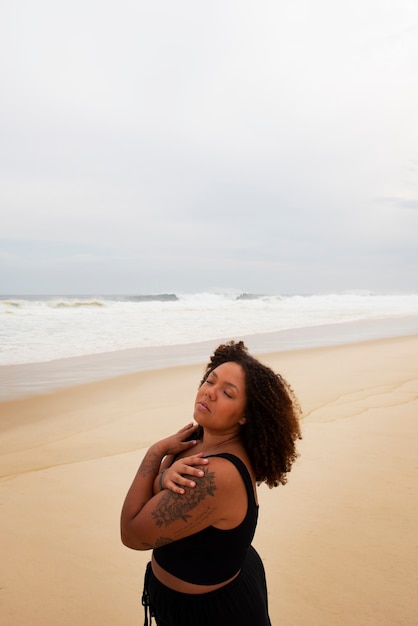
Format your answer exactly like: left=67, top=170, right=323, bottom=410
left=178, top=422, right=197, bottom=434
left=184, top=469, right=204, bottom=480
left=165, top=469, right=199, bottom=488
left=180, top=440, right=198, bottom=451
left=171, top=466, right=205, bottom=483
left=181, top=477, right=198, bottom=489
left=185, top=467, right=206, bottom=480
left=178, top=465, right=206, bottom=479
left=176, top=475, right=197, bottom=488
left=181, top=454, right=209, bottom=466
left=167, top=481, right=186, bottom=495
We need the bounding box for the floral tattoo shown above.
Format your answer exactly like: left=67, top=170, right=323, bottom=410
left=152, top=468, right=217, bottom=527
left=139, top=450, right=161, bottom=478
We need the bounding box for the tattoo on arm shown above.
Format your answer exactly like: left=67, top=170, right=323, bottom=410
left=140, top=536, right=172, bottom=549
left=154, top=536, right=173, bottom=548
left=151, top=468, right=217, bottom=527
left=139, top=450, right=161, bottom=478
left=172, top=506, right=215, bottom=538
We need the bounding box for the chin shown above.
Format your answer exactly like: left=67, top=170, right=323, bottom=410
left=193, top=410, right=207, bottom=428
left=193, top=411, right=203, bottom=425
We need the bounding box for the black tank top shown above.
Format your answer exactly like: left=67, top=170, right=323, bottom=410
left=153, top=453, right=259, bottom=585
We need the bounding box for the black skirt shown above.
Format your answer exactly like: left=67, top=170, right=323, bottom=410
left=142, top=545, right=272, bottom=626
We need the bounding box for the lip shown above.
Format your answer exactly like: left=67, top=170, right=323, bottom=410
left=197, top=401, right=210, bottom=413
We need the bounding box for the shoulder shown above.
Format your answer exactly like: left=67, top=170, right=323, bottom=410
left=202, top=455, right=249, bottom=496
left=206, top=452, right=255, bottom=481
left=201, top=455, right=254, bottom=527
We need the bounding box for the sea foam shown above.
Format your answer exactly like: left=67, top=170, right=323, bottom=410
left=1, top=291, right=418, bottom=366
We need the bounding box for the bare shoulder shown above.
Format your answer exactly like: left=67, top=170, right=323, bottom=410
left=208, top=450, right=255, bottom=482
left=208, top=452, right=258, bottom=507
left=203, top=455, right=249, bottom=501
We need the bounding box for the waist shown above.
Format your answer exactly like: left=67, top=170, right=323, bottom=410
left=151, top=554, right=240, bottom=595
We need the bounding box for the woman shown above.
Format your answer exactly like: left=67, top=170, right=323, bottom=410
left=121, top=341, right=301, bottom=626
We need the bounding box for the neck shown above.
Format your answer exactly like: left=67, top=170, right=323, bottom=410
left=200, top=431, right=241, bottom=454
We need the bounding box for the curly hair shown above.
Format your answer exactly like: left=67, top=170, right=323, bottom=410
left=197, top=340, right=302, bottom=488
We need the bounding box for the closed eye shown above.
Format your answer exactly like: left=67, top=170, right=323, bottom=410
left=205, top=379, right=233, bottom=398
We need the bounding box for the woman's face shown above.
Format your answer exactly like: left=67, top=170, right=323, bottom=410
left=194, top=361, right=247, bottom=434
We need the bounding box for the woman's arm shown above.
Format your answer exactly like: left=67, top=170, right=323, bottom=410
left=121, top=423, right=198, bottom=545
left=121, top=454, right=246, bottom=551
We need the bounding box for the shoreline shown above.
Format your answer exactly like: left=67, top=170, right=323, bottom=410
left=1, top=332, right=417, bottom=475
left=1, top=334, right=417, bottom=624
left=1, top=314, right=418, bottom=401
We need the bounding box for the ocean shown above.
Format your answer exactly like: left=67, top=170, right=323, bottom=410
left=1, top=291, right=418, bottom=400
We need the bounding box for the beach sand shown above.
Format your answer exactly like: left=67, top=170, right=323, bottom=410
left=1, top=335, right=417, bottom=625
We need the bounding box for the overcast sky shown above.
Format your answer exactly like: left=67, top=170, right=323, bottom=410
left=1, top=0, right=417, bottom=295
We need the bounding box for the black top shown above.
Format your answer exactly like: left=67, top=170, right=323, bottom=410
left=153, top=453, right=259, bottom=585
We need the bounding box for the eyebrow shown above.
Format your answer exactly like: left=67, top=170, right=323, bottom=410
left=209, top=371, right=240, bottom=391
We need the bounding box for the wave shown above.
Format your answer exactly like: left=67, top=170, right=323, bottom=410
left=1, top=291, right=418, bottom=310
left=0, top=300, right=23, bottom=308
left=2, top=291, right=418, bottom=368
left=50, top=299, right=106, bottom=308
left=125, top=293, right=179, bottom=302
left=236, top=293, right=266, bottom=301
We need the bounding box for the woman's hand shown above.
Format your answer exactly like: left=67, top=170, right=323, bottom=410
left=156, top=422, right=200, bottom=457
left=161, top=453, right=209, bottom=495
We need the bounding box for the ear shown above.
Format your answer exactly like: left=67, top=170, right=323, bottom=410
left=239, top=417, right=247, bottom=425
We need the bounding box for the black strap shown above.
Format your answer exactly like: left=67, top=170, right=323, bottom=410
left=142, top=561, right=154, bottom=626
left=205, top=453, right=256, bottom=504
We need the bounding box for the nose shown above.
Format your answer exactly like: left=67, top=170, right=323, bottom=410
left=205, top=385, right=215, bottom=400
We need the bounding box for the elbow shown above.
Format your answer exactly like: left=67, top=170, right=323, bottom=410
left=120, top=523, right=149, bottom=551
left=120, top=529, right=134, bottom=549
left=120, top=530, right=142, bottom=550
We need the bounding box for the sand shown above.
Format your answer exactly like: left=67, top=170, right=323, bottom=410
left=1, top=335, right=417, bottom=625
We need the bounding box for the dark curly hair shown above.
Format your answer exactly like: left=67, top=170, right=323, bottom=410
left=197, top=340, right=302, bottom=488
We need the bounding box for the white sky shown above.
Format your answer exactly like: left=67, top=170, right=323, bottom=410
left=1, top=0, right=417, bottom=295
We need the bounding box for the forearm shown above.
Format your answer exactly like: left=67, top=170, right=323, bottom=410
left=120, top=444, right=164, bottom=544
left=120, top=422, right=199, bottom=547
left=152, top=454, right=175, bottom=494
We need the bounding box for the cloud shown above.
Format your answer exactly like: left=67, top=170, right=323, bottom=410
left=378, top=197, right=418, bottom=211
left=1, top=0, right=418, bottom=294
